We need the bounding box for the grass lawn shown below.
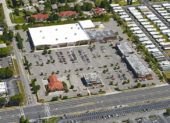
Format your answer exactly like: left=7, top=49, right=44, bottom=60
left=165, top=50, right=170, bottom=57
left=164, top=71, right=170, bottom=79
left=10, top=11, right=26, bottom=23
left=45, top=117, right=60, bottom=123
left=112, top=0, right=140, bottom=6
left=17, top=81, right=27, bottom=105
left=0, top=4, right=5, bottom=22
left=112, top=1, right=127, bottom=6
left=150, top=0, right=165, bottom=3
left=12, top=58, right=20, bottom=77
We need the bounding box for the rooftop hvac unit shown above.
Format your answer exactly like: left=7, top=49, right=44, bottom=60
left=40, top=30, right=42, bottom=32
left=56, top=28, right=58, bottom=31
left=74, top=33, right=77, bottom=35
left=42, top=36, right=45, bottom=39
left=65, top=37, right=67, bottom=39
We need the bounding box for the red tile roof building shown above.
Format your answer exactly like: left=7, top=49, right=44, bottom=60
left=48, top=75, right=64, bottom=91
left=26, top=14, right=49, bottom=21
left=56, top=11, right=77, bottom=17
left=93, top=8, right=106, bottom=14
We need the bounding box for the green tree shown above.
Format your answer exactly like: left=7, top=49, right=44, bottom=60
left=166, top=108, right=170, bottom=115
left=51, top=96, right=58, bottom=101
left=42, top=49, right=47, bottom=55
left=14, top=8, right=19, bottom=16
left=25, top=11, right=33, bottom=16
left=74, top=4, right=81, bottom=13
left=70, top=85, right=74, bottom=89
left=95, top=0, right=102, bottom=7
left=8, top=94, right=23, bottom=106
left=100, top=0, right=109, bottom=9
left=0, top=97, right=6, bottom=107
left=7, top=0, right=13, bottom=8
left=62, top=96, right=68, bottom=100
left=30, top=81, right=40, bottom=94
left=109, top=81, right=113, bottom=85
left=62, top=82, right=68, bottom=92
left=50, top=0, right=57, bottom=4
left=19, top=116, right=25, bottom=123
left=8, top=30, right=14, bottom=41
left=28, top=17, right=36, bottom=23
left=19, top=116, right=29, bottom=123
left=15, top=33, right=23, bottom=49
left=12, top=0, right=23, bottom=7
left=25, top=119, right=29, bottom=123
left=0, top=67, right=13, bottom=79
left=0, top=47, right=9, bottom=57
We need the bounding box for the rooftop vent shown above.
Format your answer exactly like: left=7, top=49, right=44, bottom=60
left=56, top=28, right=58, bottom=31
left=74, top=33, right=77, bottom=35
left=71, top=27, right=73, bottom=29
left=65, top=37, right=67, bottom=39
left=40, top=30, right=42, bottom=32
left=42, top=36, right=45, bottom=39
left=56, top=38, right=58, bottom=41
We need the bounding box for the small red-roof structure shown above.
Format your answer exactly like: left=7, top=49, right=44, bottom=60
left=26, top=14, right=49, bottom=21
left=48, top=75, right=64, bottom=91
left=93, top=8, right=106, bottom=14
left=56, top=11, right=77, bottom=17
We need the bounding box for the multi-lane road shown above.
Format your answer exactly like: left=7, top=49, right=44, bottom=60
left=1, top=85, right=170, bottom=123
left=57, top=99, right=170, bottom=123
left=13, top=35, right=36, bottom=105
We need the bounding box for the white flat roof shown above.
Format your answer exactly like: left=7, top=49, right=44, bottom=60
left=78, top=20, right=95, bottom=29
left=110, top=4, right=119, bottom=7
left=0, top=82, right=7, bottom=94
left=29, top=23, right=90, bottom=46
left=148, top=48, right=160, bottom=52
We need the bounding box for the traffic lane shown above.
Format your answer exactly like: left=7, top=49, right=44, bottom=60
left=50, top=89, right=170, bottom=116
left=50, top=85, right=170, bottom=110
left=0, top=85, right=169, bottom=121
left=13, top=38, right=36, bottom=105
left=63, top=100, right=170, bottom=122
left=0, top=115, right=20, bottom=123
left=0, top=109, right=20, bottom=118
left=49, top=86, right=170, bottom=111
left=23, top=105, right=44, bottom=113
left=25, top=111, right=46, bottom=120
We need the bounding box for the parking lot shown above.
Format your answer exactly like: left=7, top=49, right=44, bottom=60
left=7, top=80, right=19, bottom=97
left=18, top=19, right=162, bottom=101
left=25, top=43, right=160, bottom=101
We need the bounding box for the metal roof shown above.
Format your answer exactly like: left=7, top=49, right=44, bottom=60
left=126, top=54, right=151, bottom=76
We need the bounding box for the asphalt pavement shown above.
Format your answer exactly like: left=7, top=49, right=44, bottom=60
left=12, top=36, right=36, bottom=105
left=56, top=99, right=170, bottom=123
left=0, top=85, right=170, bottom=122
